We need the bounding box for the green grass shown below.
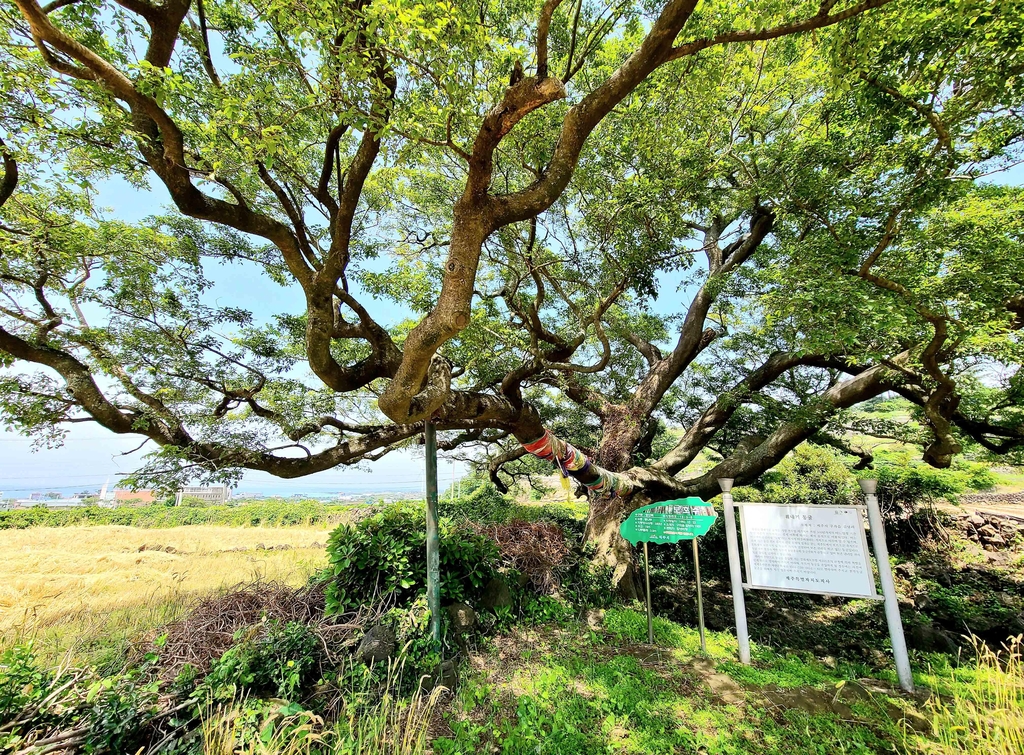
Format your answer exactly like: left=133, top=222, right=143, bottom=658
left=434, top=611, right=924, bottom=755
left=992, top=469, right=1024, bottom=493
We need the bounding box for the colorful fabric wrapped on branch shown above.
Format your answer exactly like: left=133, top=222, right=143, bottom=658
left=521, top=429, right=633, bottom=497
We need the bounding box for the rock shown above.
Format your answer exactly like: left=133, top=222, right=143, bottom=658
left=868, top=649, right=890, bottom=668
left=978, top=525, right=999, bottom=538
left=255, top=543, right=266, bottom=550
left=422, top=658, right=458, bottom=693
left=997, top=592, right=1017, bottom=608
left=983, top=534, right=1007, bottom=548
left=584, top=608, right=606, bottom=630
left=447, top=602, right=477, bottom=633
left=138, top=544, right=178, bottom=554
left=913, top=591, right=932, bottom=611
left=907, top=622, right=958, bottom=654
left=479, top=576, right=513, bottom=611
left=966, top=613, right=1002, bottom=633
left=894, top=562, right=917, bottom=580
left=968, top=514, right=986, bottom=527
left=354, top=625, right=396, bottom=666
left=822, top=656, right=837, bottom=670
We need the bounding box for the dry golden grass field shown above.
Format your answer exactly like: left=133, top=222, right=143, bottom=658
left=0, top=525, right=331, bottom=665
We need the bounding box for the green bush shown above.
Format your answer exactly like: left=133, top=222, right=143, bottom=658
left=437, top=481, right=514, bottom=524
left=758, top=445, right=860, bottom=506
left=0, top=500, right=355, bottom=529
left=0, top=643, right=162, bottom=754
left=203, top=621, right=323, bottom=701
left=323, top=504, right=500, bottom=615
left=511, top=501, right=589, bottom=539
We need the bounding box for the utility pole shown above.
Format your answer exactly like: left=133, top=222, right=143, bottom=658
left=424, top=423, right=440, bottom=642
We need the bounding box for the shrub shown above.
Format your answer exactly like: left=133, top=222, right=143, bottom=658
left=323, top=505, right=499, bottom=615
left=0, top=500, right=353, bottom=529
left=873, top=459, right=995, bottom=553
left=204, top=620, right=323, bottom=701
left=0, top=643, right=163, bottom=754
left=437, top=481, right=513, bottom=524
left=758, top=445, right=860, bottom=506
left=511, top=501, right=589, bottom=539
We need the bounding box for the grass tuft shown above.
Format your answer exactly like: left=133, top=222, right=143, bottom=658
left=912, top=635, right=1024, bottom=755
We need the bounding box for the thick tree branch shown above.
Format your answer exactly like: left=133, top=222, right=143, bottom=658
left=0, top=136, right=18, bottom=209
left=664, top=0, right=894, bottom=63
left=654, top=352, right=831, bottom=474
left=488, top=446, right=529, bottom=493
left=633, top=358, right=898, bottom=502
left=536, top=0, right=565, bottom=79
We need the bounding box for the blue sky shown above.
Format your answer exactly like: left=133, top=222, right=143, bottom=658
left=0, top=176, right=466, bottom=498
left=2, top=154, right=1022, bottom=499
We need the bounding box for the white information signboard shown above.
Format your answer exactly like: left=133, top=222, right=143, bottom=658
left=739, top=504, right=878, bottom=599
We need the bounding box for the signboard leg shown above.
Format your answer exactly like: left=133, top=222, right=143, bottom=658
left=643, top=542, right=654, bottom=644
left=693, top=539, right=706, bottom=653
left=860, top=479, right=914, bottom=693
left=719, top=479, right=751, bottom=664
left=425, top=422, right=441, bottom=643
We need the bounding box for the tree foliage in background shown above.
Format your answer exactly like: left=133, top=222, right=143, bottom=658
left=1, top=0, right=1023, bottom=591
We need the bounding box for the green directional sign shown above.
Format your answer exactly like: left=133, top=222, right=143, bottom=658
left=620, top=498, right=718, bottom=544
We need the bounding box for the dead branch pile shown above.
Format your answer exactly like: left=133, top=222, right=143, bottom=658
left=480, top=521, right=570, bottom=592
left=158, top=581, right=366, bottom=679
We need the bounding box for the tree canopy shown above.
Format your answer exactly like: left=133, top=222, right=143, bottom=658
left=2, top=0, right=1023, bottom=580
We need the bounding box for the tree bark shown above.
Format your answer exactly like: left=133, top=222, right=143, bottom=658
left=584, top=493, right=644, bottom=601
left=589, top=406, right=646, bottom=598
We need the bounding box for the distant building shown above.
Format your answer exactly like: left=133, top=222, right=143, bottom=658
left=175, top=485, right=231, bottom=506
left=12, top=496, right=88, bottom=509
left=114, top=489, right=158, bottom=505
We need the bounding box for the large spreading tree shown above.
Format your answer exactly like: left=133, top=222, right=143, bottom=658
left=2, top=0, right=1023, bottom=592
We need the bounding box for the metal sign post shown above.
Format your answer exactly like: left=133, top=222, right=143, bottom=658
left=860, top=479, right=914, bottom=692
left=643, top=542, right=653, bottom=643
left=424, top=422, right=440, bottom=643
left=719, top=478, right=751, bottom=664
left=620, top=498, right=718, bottom=647
left=720, top=477, right=913, bottom=693
left=693, top=539, right=706, bottom=652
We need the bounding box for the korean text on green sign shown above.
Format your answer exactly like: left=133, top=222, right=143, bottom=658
left=620, top=498, right=718, bottom=545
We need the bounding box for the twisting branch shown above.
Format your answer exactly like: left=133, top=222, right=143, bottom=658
left=536, top=0, right=564, bottom=79
left=563, top=0, right=583, bottom=79
left=194, top=0, right=221, bottom=87
left=812, top=431, right=874, bottom=469
left=316, top=124, right=347, bottom=214
left=488, top=446, right=528, bottom=493
left=665, top=0, right=895, bottom=63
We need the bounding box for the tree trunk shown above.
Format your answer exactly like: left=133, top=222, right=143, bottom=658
left=588, top=406, right=646, bottom=599
left=584, top=493, right=644, bottom=601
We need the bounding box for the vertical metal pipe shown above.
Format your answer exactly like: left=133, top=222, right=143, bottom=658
left=425, top=422, right=440, bottom=643
left=719, top=478, right=750, bottom=664
left=643, top=541, right=653, bottom=644
left=860, top=479, right=914, bottom=692
left=693, top=538, right=706, bottom=653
